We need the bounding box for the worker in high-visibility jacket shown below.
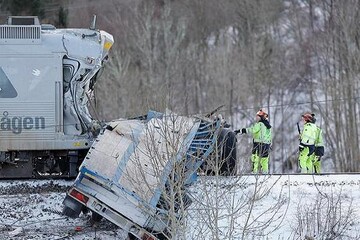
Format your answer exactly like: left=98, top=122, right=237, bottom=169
left=298, top=112, right=317, bottom=173
left=312, top=117, right=324, bottom=174
left=236, top=109, right=272, bottom=173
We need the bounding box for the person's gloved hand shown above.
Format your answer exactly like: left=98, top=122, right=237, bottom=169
left=234, top=129, right=240, bottom=135
left=241, top=128, right=247, bottom=134
left=299, top=145, right=304, bottom=152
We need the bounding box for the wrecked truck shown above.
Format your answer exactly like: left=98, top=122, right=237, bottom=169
left=62, top=111, right=237, bottom=239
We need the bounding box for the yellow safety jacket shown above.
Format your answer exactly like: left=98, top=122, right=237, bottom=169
left=246, top=120, right=272, bottom=144
left=300, top=122, right=317, bottom=145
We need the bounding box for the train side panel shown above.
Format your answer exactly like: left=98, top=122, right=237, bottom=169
left=0, top=53, right=59, bottom=150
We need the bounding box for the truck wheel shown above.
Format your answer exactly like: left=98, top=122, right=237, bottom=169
left=218, top=129, right=237, bottom=176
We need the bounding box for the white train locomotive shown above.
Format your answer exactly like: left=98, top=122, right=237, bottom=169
left=0, top=16, right=113, bottom=178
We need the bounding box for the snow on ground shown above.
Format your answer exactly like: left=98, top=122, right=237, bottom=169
left=0, top=180, right=126, bottom=240
left=187, top=174, right=360, bottom=240
left=1, top=174, right=360, bottom=239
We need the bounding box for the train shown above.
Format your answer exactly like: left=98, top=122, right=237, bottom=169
left=0, top=16, right=113, bottom=178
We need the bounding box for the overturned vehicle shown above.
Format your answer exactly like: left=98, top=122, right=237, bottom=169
left=62, top=111, right=236, bottom=239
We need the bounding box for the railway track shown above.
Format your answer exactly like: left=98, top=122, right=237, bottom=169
left=0, top=179, right=125, bottom=239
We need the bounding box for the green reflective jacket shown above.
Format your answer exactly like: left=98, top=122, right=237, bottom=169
left=315, top=126, right=324, bottom=147
left=246, top=121, right=272, bottom=144
left=300, top=122, right=317, bottom=145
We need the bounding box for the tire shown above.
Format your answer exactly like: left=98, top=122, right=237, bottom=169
left=218, top=129, right=237, bottom=176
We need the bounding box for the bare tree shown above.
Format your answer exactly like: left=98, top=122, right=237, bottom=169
left=63, top=0, right=360, bottom=173
left=293, top=186, right=357, bottom=239
left=307, top=0, right=360, bottom=171
left=186, top=174, right=288, bottom=239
